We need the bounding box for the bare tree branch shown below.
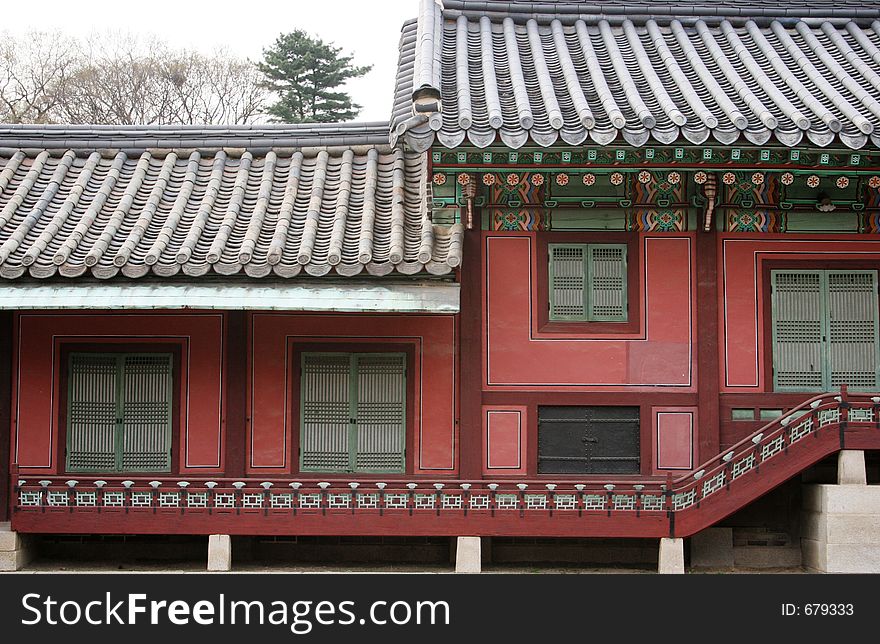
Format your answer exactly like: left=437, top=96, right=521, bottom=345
left=0, top=30, right=268, bottom=125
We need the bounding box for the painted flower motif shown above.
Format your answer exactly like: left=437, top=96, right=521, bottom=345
left=836, top=176, right=850, bottom=189
left=807, top=174, right=820, bottom=188
left=780, top=172, right=795, bottom=186
left=457, top=173, right=471, bottom=186
left=582, top=173, right=596, bottom=186
left=869, top=176, right=880, bottom=189
left=482, top=173, right=496, bottom=186
left=667, top=172, right=681, bottom=185
left=506, top=173, right=520, bottom=186
left=555, top=173, right=570, bottom=186
left=694, top=171, right=708, bottom=185
left=530, top=173, right=545, bottom=187
left=432, top=173, right=446, bottom=186
left=751, top=172, right=765, bottom=186
left=638, top=170, right=652, bottom=184
left=722, top=172, right=737, bottom=185
left=610, top=172, right=625, bottom=186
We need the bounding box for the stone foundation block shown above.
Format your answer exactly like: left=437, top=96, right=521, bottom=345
left=658, top=537, right=684, bottom=574
left=455, top=537, right=481, bottom=574
left=207, top=534, right=232, bottom=572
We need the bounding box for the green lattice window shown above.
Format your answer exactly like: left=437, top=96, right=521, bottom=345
left=66, top=353, right=173, bottom=472
left=300, top=353, right=406, bottom=473
left=549, top=243, right=627, bottom=321
left=772, top=270, right=880, bottom=391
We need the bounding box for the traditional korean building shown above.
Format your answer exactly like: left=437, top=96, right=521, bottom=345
left=3, top=0, right=880, bottom=573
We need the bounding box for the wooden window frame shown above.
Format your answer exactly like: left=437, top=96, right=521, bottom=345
left=761, top=259, right=880, bottom=392
left=299, top=352, right=407, bottom=474
left=290, top=342, right=417, bottom=477
left=548, top=243, right=628, bottom=321
left=536, top=232, right=641, bottom=334
left=57, top=343, right=183, bottom=475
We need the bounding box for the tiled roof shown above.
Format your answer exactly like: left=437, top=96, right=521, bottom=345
left=391, top=0, right=880, bottom=151
left=0, top=123, right=463, bottom=280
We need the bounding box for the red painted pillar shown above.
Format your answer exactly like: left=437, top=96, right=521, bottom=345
left=458, top=217, right=483, bottom=480
left=224, top=311, right=248, bottom=478
left=0, top=311, right=12, bottom=521
left=696, top=231, right=721, bottom=462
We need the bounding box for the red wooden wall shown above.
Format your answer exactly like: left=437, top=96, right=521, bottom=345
left=719, top=234, right=880, bottom=391
left=248, top=313, right=458, bottom=476
left=482, top=233, right=696, bottom=389
left=13, top=312, right=225, bottom=476
left=10, top=311, right=459, bottom=481
left=718, top=234, right=880, bottom=448
left=478, top=232, right=699, bottom=475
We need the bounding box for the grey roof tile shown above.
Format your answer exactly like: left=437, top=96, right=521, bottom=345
left=391, top=0, right=880, bottom=151
left=0, top=124, right=463, bottom=281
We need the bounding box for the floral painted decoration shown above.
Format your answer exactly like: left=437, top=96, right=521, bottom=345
left=638, top=170, right=652, bottom=184
left=780, top=172, right=794, bottom=186
left=482, top=173, right=496, bottom=186
left=667, top=171, right=681, bottom=185
left=751, top=172, right=764, bottom=185
left=722, top=172, right=736, bottom=185
left=836, top=177, right=850, bottom=189
left=530, top=173, right=545, bottom=186
left=555, top=173, right=569, bottom=186
left=432, top=173, right=446, bottom=186
left=457, top=173, right=471, bottom=186
left=582, top=173, right=596, bottom=186
left=807, top=175, right=820, bottom=188
left=506, top=173, right=520, bottom=186
left=693, top=171, right=708, bottom=185
left=610, top=172, right=624, bottom=186
left=869, top=176, right=880, bottom=189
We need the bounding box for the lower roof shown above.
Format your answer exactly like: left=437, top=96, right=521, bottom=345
left=0, top=123, right=463, bottom=281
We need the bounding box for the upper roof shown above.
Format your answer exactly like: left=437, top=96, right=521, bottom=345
left=0, top=123, right=462, bottom=280
left=437, top=1, right=880, bottom=23
left=391, top=0, right=880, bottom=151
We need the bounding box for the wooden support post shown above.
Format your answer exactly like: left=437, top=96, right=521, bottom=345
left=696, top=230, right=720, bottom=462
left=459, top=222, right=482, bottom=479
left=0, top=311, right=11, bottom=522
left=224, top=312, right=248, bottom=479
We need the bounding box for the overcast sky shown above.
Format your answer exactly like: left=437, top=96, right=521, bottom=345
left=1, top=0, right=418, bottom=122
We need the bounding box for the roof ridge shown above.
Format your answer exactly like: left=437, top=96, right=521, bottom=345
left=439, top=1, right=880, bottom=26
left=0, top=121, right=395, bottom=151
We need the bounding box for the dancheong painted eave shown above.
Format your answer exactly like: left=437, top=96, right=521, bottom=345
left=0, top=122, right=463, bottom=281
left=391, top=0, right=880, bottom=151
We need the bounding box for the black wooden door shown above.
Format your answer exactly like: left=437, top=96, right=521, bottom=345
left=537, top=406, right=640, bottom=474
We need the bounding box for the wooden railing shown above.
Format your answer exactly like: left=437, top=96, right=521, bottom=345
left=11, top=388, right=880, bottom=538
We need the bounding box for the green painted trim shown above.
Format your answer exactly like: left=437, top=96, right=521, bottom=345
left=772, top=270, right=879, bottom=392
left=827, top=270, right=880, bottom=392
left=300, top=352, right=407, bottom=474
left=588, top=244, right=628, bottom=322
left=771, top=270, right=826, bottom=392
left=66, top=352, right=173, bottom=473
left=549, top=243, right=586, bottom=321
left=549, top=243, right=628, bottom=322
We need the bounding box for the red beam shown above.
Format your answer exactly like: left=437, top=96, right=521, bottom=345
left=11, top=508, right=669, bottom=538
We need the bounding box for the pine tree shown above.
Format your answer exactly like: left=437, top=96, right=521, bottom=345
left=258, top=30, right=372, bottom=123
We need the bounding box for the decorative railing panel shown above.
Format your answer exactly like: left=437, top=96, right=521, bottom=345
left=12, top=389, right=880, bottom=539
